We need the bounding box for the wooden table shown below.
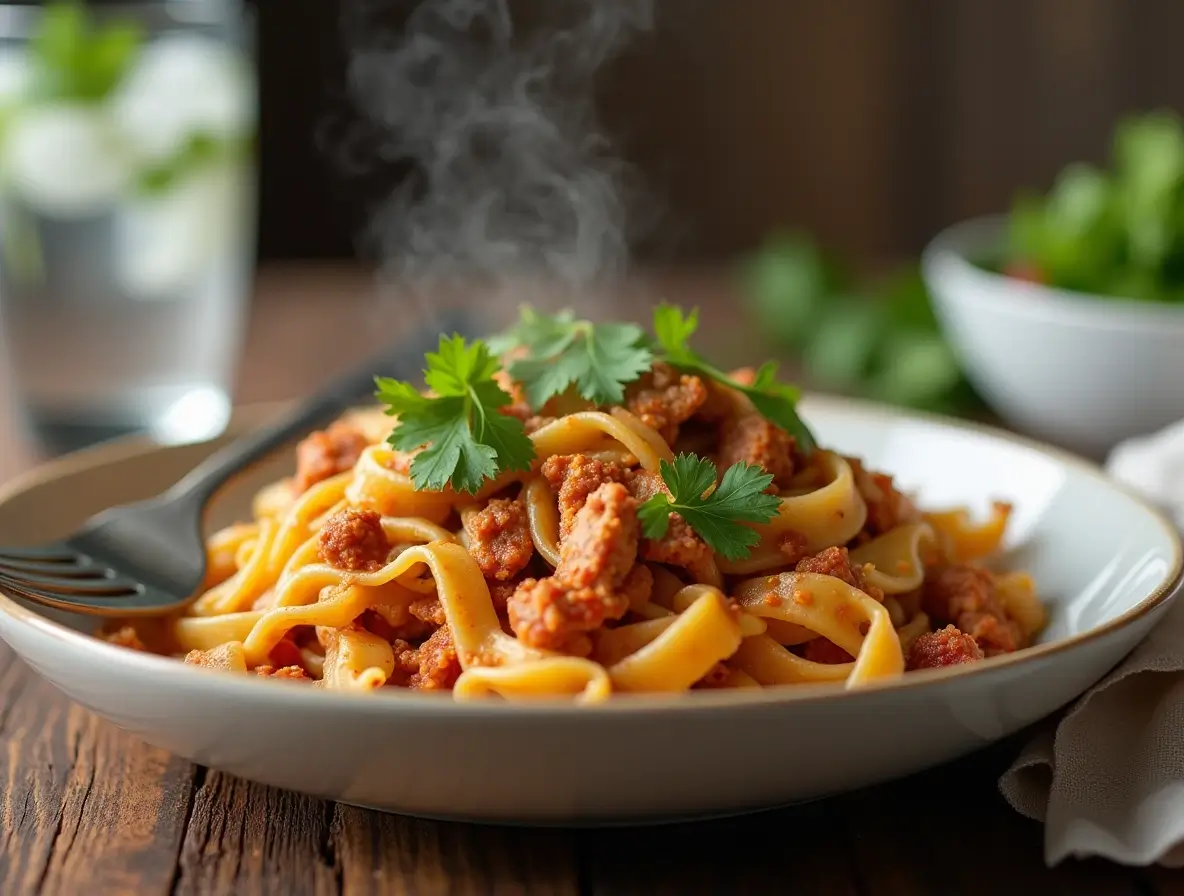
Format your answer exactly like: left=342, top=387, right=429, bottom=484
left=0, top=265, right=1176, bottom=895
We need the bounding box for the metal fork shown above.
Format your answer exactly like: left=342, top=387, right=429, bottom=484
left=0, top=310, right=476, bottom=616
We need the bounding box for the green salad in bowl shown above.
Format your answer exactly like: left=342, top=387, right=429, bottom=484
left=922, top=110, right=1184, bottom=456
left=995, top=109, right=1184, bottom=302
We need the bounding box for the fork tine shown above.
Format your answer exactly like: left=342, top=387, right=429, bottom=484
left=0, top=570, right=142, bottom=596
left=0, top=544, right=78, bottom=562
left=0, top=578, right=168, bottom=615
left=0, top=557, right=104, bottom=579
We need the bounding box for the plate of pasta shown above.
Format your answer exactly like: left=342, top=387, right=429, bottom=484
left=0, top=305, right=1179, bottom=823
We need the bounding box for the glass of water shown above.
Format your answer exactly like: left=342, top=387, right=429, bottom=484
left=0, top=0, right=256, bottom=455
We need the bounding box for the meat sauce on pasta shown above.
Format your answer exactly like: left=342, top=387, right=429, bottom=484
left=100, top=331, right=1044, bottom=702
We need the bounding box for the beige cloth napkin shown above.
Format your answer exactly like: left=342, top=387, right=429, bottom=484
left=998, top=422, right=1184, bottom=866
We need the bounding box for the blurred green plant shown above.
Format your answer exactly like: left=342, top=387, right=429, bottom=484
left=1002, top=109, right=1184, bottom=300
left=742, top=231, right=984, bottom=417
left=31, top=1, right=144, bottom=103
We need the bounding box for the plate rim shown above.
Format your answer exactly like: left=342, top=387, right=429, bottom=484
left=0, top=392, right=1178, bottom=718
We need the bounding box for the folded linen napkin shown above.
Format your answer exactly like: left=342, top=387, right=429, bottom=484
left=998, top=421, right=1184, bottom=866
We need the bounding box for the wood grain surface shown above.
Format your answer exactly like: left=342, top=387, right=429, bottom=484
left=0, top=265, right=1175, bottom=895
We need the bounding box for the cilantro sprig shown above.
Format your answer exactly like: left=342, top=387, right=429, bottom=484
left=638, top=454, right=782, bottom=561
left=488, top=307, right=653, bottom=410
left=375, top=335, right=535, bottom=495
left=652, top=304, right=817, bottom=452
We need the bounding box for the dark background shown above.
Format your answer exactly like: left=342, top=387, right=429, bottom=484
left=251, top=0, right=1184, bottom=267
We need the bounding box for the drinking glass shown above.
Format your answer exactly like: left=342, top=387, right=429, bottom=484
left=0, top=0, right=256, bottom=455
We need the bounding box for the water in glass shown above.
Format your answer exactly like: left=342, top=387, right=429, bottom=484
left=0, top=1, right=256, bottom=454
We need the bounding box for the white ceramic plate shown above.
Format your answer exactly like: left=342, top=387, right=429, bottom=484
left=0, top=396, right=1178, bottom=824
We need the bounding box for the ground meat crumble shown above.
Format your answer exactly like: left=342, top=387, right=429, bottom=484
left=906, top=624, right=984, bottom=670
left=847, top=456, right=921, bottom=538
left=625, top=362, right=709, bottom=444
left=508, top=482, right=643, bottom=650
left=103, top=625, right=146, bottom=652
left=542, top=454, right=625, bottom=539
left=795, top=546, right=884, bottom=602
left=390, top=625, right=462, bottom=691
left=293, top=422, right=368, bottom=494
left=922, top=564, right=1023, bottom=655
left=717, top=413, right=798, bottom=490
left=256, top=664, right=312, bottom=681
left=464, top=496, right=534, bottom=581
left=318, top=508, right=391, bottom=572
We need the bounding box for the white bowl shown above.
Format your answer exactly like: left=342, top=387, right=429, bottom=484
left=0, top=398, right=1178, bottom=823
left=922, top=215, right=1184, bottom=457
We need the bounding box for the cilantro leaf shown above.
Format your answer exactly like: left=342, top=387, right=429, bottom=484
left=375, top=335, right=535, bottom=494
left=652, top=304, right=816, bottom=452
left=637, top=454, right=782, bottom=561
left=487, top=307, right=575, bottom=356
left=492, top=307, right=653, bottom=409
left=741, top=230, right=844, bottom=347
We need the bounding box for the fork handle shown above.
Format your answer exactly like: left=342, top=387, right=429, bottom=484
left=165, top=308, right=479, bottom=504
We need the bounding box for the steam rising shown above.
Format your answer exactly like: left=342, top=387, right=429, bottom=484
left=344, top=0, right=654, bottom=297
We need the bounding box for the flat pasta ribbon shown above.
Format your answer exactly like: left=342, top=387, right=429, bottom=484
left=523, top=475, right=562, bottom=568
left=729, top=635, right=852, bottom=685
left=851, top=521, right=939, bottom=595
left=528, top=409, right=674, bottom=473
left=190, top=518, right=279, bottom=617
left=925, top=501, right=1012, bottom=564
left=604, top=589, right=744, bottom=692
left=731, top=571, right=904, bottom=687
left=320, top=628, right=395, bottom=691
left=175, top=610, right=264, bottom=652
left=346, top=445, right=456, bottom=523
left=594, top=584, right=765, bottom=669
left=453, top=657, right=611, bottom=702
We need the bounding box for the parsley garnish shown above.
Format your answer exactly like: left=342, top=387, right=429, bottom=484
left=637, top=454, right=782, bottom=561
left=489, top=307, right=653, bottom=410
left=374, top=335, right=535, bottom=495
left=652, top=303, right=817, bottom=452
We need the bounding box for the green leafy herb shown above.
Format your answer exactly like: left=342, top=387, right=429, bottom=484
left=489, top=307, right=653, bottom=409
left=637, top=454, right=782, bottom=561
left=31, top=1, right=143, bottom=103
left=1001, top=109, right=1184, bottom=302
left=800, top=298, right=883, bottom=391
left=1006, top=164, right=1124, bottom=293
left=869, top=331, right=963, bottom=410
left=652, top=303, right=816, bottom=451
left=741, top=230, right=846, bottom=348
left=375, top=335, right=535, bottom=495
left=742, top=236, right=985, bottom=418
